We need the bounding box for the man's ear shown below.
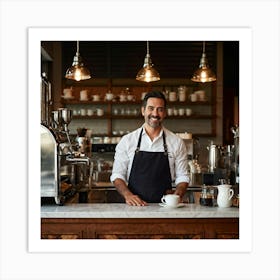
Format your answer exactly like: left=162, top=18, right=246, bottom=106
left=141, top=106, right=145, bottom=116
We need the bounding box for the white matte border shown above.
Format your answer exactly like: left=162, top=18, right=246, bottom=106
left=28, top=27, right=252, bottom=253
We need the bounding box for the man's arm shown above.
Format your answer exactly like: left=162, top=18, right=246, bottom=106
left=113, top=178, right=148, bottom=206
left=174, top=182, right=188, bottom=200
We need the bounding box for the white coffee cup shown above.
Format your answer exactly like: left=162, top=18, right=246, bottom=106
left=195, top=90, right=206, bottom=101
left=178, top=90, right=186, bottom=102
left=87, top=109, right=94, bottom=116
left=92, top=95, right=100, bottom=102
left=190, top=94, right=197, bottom=102
left=127, top=94, right=134, bottom=101
left=169, top=91, right=177, bottom=102
left=80, top=90, right=88, bottom=101
left=167, top=108, right=173, bottom=116
left=179, top=108, right=185, bottom=116
left=97, top=108, right=104, bottom=116
left=63, top=88, right=73, bottom=98
left=161, top=194, right=180, bottom=207
left=103, top=136, right=111, bottom=144
left=80, top=108, right=87, bottom=116
left=186, top=108, right=192, bottom=116
left=105, top=92, right=114, bottom=101
left=119, top=94, right=127, bottom=102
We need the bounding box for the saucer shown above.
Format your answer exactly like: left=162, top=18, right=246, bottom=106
left=158, top=203, right=185, bottom=208
left=61, top=95, right=75, bottom=100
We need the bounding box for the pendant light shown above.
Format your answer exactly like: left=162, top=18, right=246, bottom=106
left=191, top=41, right=216, bottom=83
left=136, top=41, right=160, bottom=83
left=65, top=41, right=91, bottom=81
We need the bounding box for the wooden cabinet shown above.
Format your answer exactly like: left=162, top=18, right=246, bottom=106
left=61, top=78, right=216, bottom=138
left=41, top=217, right=238, bottom=239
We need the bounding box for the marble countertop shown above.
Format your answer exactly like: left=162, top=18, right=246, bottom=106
left=41, top=203, right=239, bottom=219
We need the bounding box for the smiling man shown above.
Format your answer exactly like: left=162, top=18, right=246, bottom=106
left=110, top=91, right=190, bottom=206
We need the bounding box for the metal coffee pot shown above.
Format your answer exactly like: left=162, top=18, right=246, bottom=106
left=207, top=142, right=222, bottom=172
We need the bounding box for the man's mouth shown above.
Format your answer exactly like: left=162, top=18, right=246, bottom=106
left=148, top=115, right=160, bottom=121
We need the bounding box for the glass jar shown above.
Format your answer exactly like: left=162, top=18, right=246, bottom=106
left=200, top=185, right=213, bottom=206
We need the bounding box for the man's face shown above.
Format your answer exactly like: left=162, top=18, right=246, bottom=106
left=142, top=97, right=166, bottom=128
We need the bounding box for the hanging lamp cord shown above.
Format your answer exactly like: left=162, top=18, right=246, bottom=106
left=76, top=41, right=79, bottom=54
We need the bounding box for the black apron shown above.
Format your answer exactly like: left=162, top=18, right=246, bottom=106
left=128, top=128, right=172, bottom=203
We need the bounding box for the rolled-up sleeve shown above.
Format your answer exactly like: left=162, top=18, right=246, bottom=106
left=110, top=138, right=129, bottom=183
left=170, top=137, right=190, bottom=185
left=110, top=133, right=137, bottom=183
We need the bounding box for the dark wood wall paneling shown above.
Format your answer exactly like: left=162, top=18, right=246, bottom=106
left=61, top=41, right=217, bottom=79
left=223, top=41, right=239, bottom=144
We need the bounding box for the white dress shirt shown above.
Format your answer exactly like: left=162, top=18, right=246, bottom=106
left=110, top=125, right=190, bottom=185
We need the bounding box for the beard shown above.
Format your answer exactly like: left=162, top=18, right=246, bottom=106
left=146, top=114, right=162, bottom=128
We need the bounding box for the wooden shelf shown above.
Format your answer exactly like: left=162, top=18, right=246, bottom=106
left=62, top=78, right=216, bottom=138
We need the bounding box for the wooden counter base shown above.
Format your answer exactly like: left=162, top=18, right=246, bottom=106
left=41, top=217, right=239, bottom=239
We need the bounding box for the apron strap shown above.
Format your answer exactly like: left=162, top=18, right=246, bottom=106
left=135, top=128, right=143, bottom=153
left=135, top=128, right=168, bottom=155
left=162, top=131, right=168, bottom=155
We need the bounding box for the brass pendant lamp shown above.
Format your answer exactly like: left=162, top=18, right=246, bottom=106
left=65, top=41, right=91, bottom=81
left=136, top=41, right=160, bottom=83
left=191, top=41, right=216, bottom=83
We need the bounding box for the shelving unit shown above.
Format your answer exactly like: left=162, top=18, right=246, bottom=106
left=61, top=78, right=216, bottom=138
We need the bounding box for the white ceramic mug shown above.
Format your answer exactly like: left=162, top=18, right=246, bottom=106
left=80, top=108, right=87, bottom=116
left=169, top=91, right=177, bottom=102
left=217, top=185, right=234, bottom=208
left=195, top=90, right=206, bottom=101
left=167, top=108, right=173, bottom=116
left=127, top=94, right=134, bottom=101
left=105, top=92, right=114, bottom=101
left=186, top=108, right=192, bottom=116
left=178, top=90, right=186, bottom=102
left=190, top=94, right=197, bottom=102
left=103, top=137, right=111, bottom=144
left=119, top=94, right=127, bottom=102
left=87, top=109, right=94, bottom=116
left=63, top=88, right=73, bottom=98
left=161, top=194, right=180, bottom=207
left=80, top=90, right=88, bottom=101
left=179, top=108, right=185, bottom=116
left=97, top=108, right=104, bottom=116
left=92, top=95, right=100, bottom=101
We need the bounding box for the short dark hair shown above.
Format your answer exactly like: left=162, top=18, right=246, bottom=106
left=142, top=91, right=167, bottom=108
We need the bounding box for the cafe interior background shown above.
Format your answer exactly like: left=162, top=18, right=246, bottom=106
left=41, top=40, right=239, bottom=205
left=40, top=39, right=240, bottom=210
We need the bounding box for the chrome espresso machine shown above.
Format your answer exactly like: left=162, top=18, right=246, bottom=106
left=41, top=108, right=90, bottom=205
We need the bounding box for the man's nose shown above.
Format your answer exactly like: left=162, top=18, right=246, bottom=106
left=152, top=108, right=159, bottom=115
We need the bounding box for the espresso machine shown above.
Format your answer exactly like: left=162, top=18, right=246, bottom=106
left=41, top=108, right=90, bottom=205
left=203, top=125, right=239, bottom=186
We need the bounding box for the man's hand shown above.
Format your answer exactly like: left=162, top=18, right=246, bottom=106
left=113, top=178, right=148, bottom=206
left=174, top=182, right=188, bottom=201
left=124, top=193, right=148, bottom=206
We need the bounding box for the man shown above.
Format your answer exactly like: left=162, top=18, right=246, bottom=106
left=110, top=91, right=189, bottom=206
